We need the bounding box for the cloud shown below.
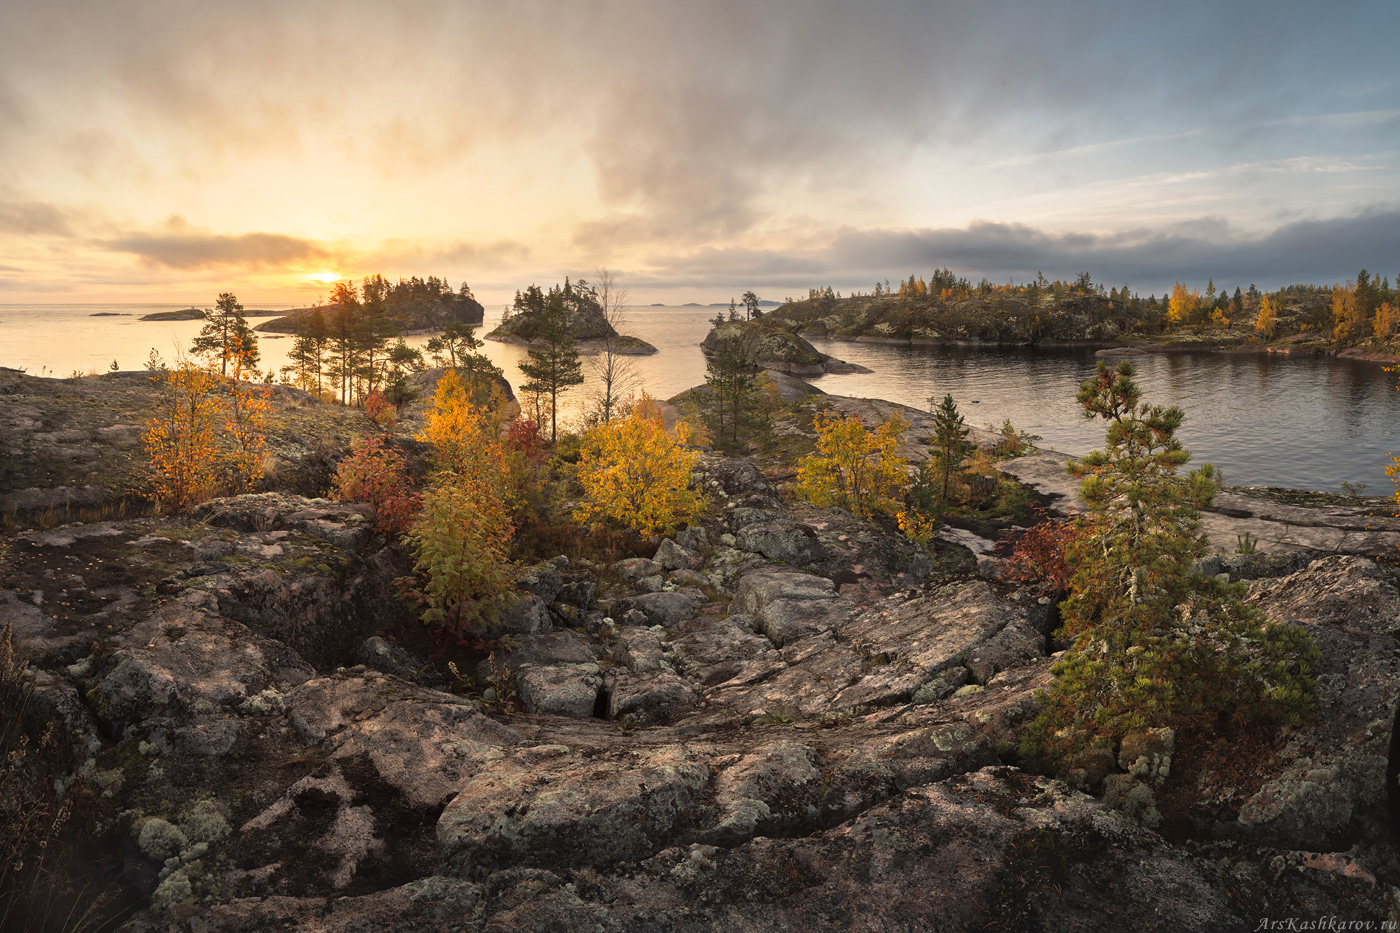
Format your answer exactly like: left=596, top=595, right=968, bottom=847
left=633, top=205, right=1400, bottom=294
left=368, top=237, right=534, bottom=272
left=3, top=0, right=1398, bottom=302
left=102, top=221, right=330, bottom=271
left=0, top=201, right=71, bottom=236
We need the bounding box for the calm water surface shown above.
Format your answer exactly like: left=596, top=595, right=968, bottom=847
left=3, top=304, right=1397, bottom=494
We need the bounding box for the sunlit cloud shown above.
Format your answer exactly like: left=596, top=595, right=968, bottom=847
left=0, top=0, right=1395, bottom=303
left=101, top=218, right=332, bottom=271
left=0, top=200, right=71, bottom=236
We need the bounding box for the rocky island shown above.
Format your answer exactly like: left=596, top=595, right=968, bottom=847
left=255, top=276, right=485, bottom=336
left=700, top=319, right=866, bottom=375
left=3, top=361, right=1400, bottom=931
left=487, top=280, right=657, bottom=355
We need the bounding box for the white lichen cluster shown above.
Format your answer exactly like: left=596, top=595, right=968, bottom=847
left=238, top=687, right=286, bottom=716
left=132, top=799, right=233, bottom=907
left=137, top=818, right=188, bottom=862
left=1118, top=727, right=1175, bottom=784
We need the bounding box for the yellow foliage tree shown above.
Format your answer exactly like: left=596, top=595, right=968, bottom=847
left=1331, top=282, right=1360, bottom=346
left=1374, top=302, right=1398, bottom=340
left=142, top=361, right=223, bottom=512
left=574, top=394, right=706, bottom=537
left=409, top=368, right=516, bottom=631
left=796, top=411, right=909, bottom=520
left=1254, top=294, right=1278, bottom=338
left=419, top=370, right=509, bottom=478
left=1168, top=282, right=1201, bottom=326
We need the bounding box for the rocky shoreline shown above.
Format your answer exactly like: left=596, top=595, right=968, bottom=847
left=3, top=370, right=1400, bottom=930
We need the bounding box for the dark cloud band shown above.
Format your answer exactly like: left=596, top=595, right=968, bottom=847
left=102, top=230, right=329, bottom=271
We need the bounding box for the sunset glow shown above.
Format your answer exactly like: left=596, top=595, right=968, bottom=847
left=308, top=271, right=341, bottom=285
left=0, top=2, right=1396, bottom=306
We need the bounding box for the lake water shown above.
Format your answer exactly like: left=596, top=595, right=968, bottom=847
left=3, top=303, right=1398, bottom=495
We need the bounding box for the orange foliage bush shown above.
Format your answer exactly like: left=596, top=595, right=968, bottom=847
left=330, top=434, right=420, bottom=537
left=142, top=361, right=223, bottom=512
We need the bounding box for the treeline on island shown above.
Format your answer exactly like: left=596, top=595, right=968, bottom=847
left=770, top=267, right=1400, bottom=353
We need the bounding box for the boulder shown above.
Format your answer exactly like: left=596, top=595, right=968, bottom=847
left=614, top=557, right=662, bottom=583
left=616, top=628, right=665, bottom=672
left=90, top=596, right=314, bottom=735
left=514, top=562, right=564, bottom=604
left=605, top=670, right=698, bottom=723
left=668, top=616, right=780, bottom=686
left=731, top=572, right=843, bottom=646
left=611, top=590, right=705, bottom=627
left=553, top=571, right=597, bottom=610
left=475, top=630, right=599, bottom=681
left=735, top=521, right=827, bottom=566
left=354, top=636, right=441, bottom=687
left=1219, top=556, right=1400, bottom=850
left=515, top=667, right=601, bottom=718
left=674, top=526, right=710, bottom=551
left=696, top=458, right=781, bottom=509
left=655, top=538, right=700, bottom=572
left=495, top=594, right=553, bottom=635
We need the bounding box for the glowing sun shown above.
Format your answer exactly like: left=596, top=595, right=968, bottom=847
left=308, top=271, right=340, bottom=284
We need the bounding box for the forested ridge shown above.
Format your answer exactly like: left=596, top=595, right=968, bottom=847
left=769, top=268, right=1400, bottom=352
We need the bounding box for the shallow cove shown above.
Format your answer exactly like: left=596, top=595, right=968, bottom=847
left=800, top=337, right=1400, bottom=496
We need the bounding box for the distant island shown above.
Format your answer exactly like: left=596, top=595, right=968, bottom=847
left=139, top=308, right=204, bottom=321
left=256, top=275, right=483, bottom=335
left=488, top=279, right=656, bottom=354
left=760, top=268, right=1399, bottom=360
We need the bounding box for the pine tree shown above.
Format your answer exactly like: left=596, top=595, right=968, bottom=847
left=517, top=292, right=583, bottom=443
left=190, top=292, right=259, bottom=377
left=1022, top=360, right=1319, bottom=763
left=929, top=394, right=973, bottom=502
left=283, top=309, right=329, bottom=397
left=425, top=321, right=483, bottom=370
left=326, top=299, right=359, bottom=406
left=703, top=337, right=760, bottom=449
left=741, top=290, right=761, bottom=321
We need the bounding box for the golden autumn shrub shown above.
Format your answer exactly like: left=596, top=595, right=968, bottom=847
left=796, top=411, right=909, bottom=520
left=142, top=361, right=223, bottom=513
left=141, top=355, right=271, bottom=513
left=408, top=369, right=516, bottom=632
left=407, top=473, right=515, bottom=633
left=419, top=370, right=509, bottom=477
left=222, top=353, right=271, bottom=494
left=573, top=395, right=706, bottom=538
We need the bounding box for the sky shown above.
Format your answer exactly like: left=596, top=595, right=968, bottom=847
left=1, top=0, right=1397, bottom=307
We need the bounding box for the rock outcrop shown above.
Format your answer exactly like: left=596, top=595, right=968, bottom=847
left=487, top=306, right=657, bottom=354
left=700, top=320, right=865, bottom=375
left=4, top=368, right=1399, bottom=930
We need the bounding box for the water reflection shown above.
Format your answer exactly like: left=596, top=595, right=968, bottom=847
left=4, top=304, right=1397, bottom=494
left=802, top=337, right=1400, bottom=495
